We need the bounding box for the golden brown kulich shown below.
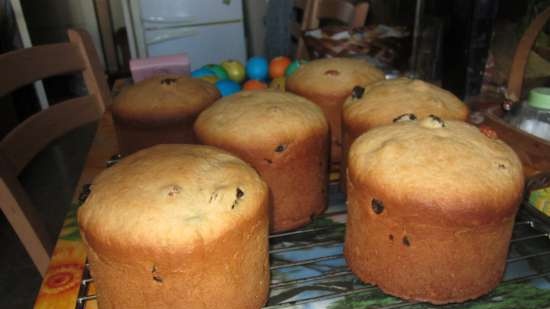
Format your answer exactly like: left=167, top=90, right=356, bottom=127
left=111, top=75, right=220, bottom=155
left=78, top=144, right=270, bottom=309
left=345, top=117, right=524, bottom=304
left=194, top=90, right=329, bottom=232
left=341, top=78, right=469, bottom=190
left=286, top=57, right=384, bottom=164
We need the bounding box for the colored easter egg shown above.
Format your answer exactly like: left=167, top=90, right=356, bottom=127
left=191, top=67, right=216, bottom=78
left=269, top=77, right=286, bottom=91
left=269, top=56, right=292, bottom=79
left=205, top=64, right=229, bottom=80
left=285, top=59, right=307, bottom=77
left=199, top=75, right=219, bottom=84
left=221, top=59, right=246, bottom=83
left=243, top=79, right=268, bottom=91
left=246, top=56, right=269, bottom=81
left=215, top=79, right=241, bottom=96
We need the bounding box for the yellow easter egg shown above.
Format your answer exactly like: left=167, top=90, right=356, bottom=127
left=270, top=77, right=286, bottom=91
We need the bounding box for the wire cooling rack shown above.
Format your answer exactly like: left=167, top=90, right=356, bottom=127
left=75, top=170, right=550, bottom=309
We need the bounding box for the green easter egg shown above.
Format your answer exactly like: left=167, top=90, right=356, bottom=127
left=285, top=60, right=307, bottom=77
left=205, top=64, right=229, bottom=80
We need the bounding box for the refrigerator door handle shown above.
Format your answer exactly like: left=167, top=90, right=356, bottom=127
left=142, top=15, right=197, bottom=29
left=146, top=28, right=199, bottom=45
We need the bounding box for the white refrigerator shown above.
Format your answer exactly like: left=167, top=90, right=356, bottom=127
left=122, top=0, right=247, bottom=70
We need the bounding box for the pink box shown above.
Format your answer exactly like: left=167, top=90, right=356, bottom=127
left=130, top=54, right=191, bottom=82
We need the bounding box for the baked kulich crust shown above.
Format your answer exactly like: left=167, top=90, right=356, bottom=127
left=286, top=57, right=384, bottom=164
left=194, top=90, right=329, bottom=232
left=343, top=78, right=469, bottom=132
left=111, top=75, right=220, bottom=155
left=341, top=78, right=469, bottom=190
left=344, top=118, right=524, bottom=304
left=78, top=144, right=269, bottom=309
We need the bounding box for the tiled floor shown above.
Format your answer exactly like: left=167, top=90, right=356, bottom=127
left=0, top=123, right=96, bottom=309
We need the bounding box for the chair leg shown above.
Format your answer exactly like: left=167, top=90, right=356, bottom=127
left=295, top=0, right=314, bottom=60
left=352, top=2, right=369, bottom=28
left=296, top=38, right=311, bottom=60
left=0, top=178, right=52, bottom=277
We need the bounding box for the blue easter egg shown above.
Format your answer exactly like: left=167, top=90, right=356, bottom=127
left=191, top=67, right=216, bottom=78
left=215, top=79, right=241, bottom=96
left=246, top=56, right=269, bottom=81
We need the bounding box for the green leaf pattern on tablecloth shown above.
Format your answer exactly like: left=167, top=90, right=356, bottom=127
left=58, top=203, right=82, bottom=241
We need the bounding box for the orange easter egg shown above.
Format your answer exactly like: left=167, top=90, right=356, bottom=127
left=269, top=56, right=292, bottom=79
left=243, top=79, right=268, bottom=91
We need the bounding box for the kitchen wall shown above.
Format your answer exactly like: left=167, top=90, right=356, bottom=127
left=244, top=0, right=267, bottom=56
left=18, top=0, right=269, bottom=73
left=109, top=0, right=125, bottom=33
left=20, top=0, right=105, bottom=66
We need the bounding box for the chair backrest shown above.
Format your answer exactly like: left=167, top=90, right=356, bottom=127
left=0, top=29, right=110, bottom=277
left=309, top=0, right=369, bottom=29
left=293, top=0, right=369, bottom=59
left=291, top=0, right=314, bottom=60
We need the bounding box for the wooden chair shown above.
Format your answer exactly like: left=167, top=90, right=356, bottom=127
left=308, top=0, right=369, bottom=29
left=294, top=0, right=370, bottom=59
left=480, top=6, right=550, bottom=177
left=0, top=29, right=110, bottom=277
left=291, top=0, right=314, bottom=60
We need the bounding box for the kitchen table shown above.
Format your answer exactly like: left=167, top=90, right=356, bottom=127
left=32, top=96, right=550, bottom=309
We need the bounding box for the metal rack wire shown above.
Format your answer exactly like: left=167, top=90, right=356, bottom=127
left=75, top=183, right=550, bottom=309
